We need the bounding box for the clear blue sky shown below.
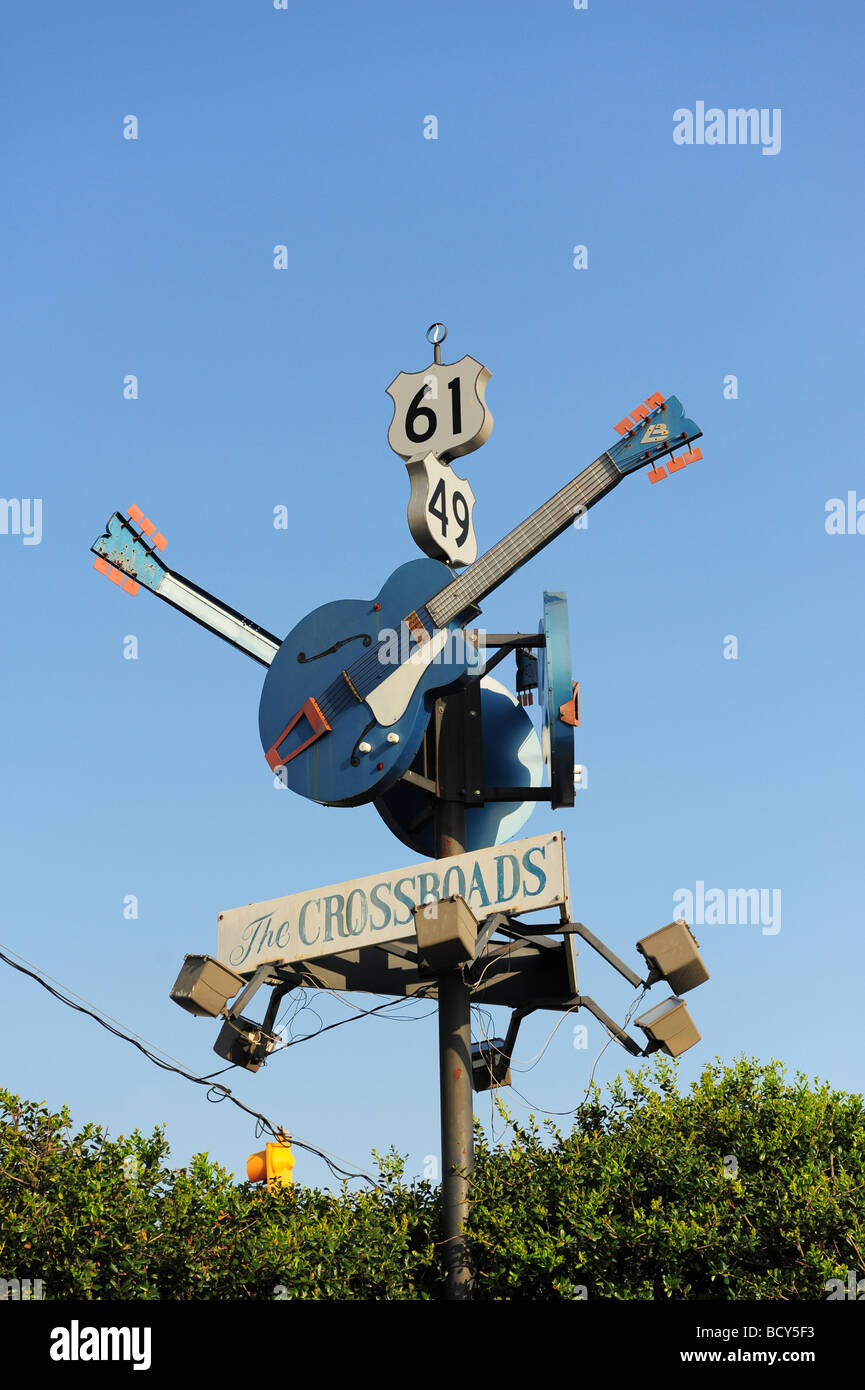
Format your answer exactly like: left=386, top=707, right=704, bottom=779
left=1, top=0, right=862, bottom=1191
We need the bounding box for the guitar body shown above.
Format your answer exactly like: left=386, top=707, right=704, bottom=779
left=259, top=558, right=472, bottom=807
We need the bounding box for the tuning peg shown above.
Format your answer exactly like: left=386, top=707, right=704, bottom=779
left=93, top=556, right=139, bottom=595
left=127, top=504, right=167, bottom=550
left=667, top=454, right=689, bottom=473
left=680, top=447, right=703, bottom=465
left=648, top=465, right=668, bottom=484
left=613, top=391, right=666, bottom=435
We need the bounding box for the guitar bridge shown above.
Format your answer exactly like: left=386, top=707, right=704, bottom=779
left=265, top=697, right=331, bottom=771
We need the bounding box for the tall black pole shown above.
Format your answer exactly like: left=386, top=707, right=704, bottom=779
left=435, top=783, right=475, bottom=1299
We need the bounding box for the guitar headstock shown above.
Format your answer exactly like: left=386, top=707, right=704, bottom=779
left=91, top=504, right=169, bottom=595
left=608, top=394, right=703, bottom=483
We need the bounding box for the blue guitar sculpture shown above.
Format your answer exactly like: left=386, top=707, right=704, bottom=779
left=258, top=393, right=702, bottom=805
left=91, top=392, right=703, bottom=808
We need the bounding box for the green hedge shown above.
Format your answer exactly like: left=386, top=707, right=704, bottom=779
left=1, top=1056, right=862, bottom=1299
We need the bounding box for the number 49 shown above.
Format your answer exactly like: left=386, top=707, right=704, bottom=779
left=428, top=481, right=471, bottom=546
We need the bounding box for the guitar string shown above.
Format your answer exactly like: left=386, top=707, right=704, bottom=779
left=317, top=452, right=619, bottom=721
left=281, top=418, right=691, bottom=739
left=318, top=452, right=619, bottom=717
left=311, top=435, right=682, bottom=724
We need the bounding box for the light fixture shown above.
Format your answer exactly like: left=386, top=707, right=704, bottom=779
left=212, top=1015, right=278, bottom=1072
left=634, top=996, right=701, bottom=1057
left=413, top=895, right=477, bottom=972
left=470, top=1039, right=511, bottom=1092
left=636, top=920, right=709, bottom=994
left=169, top=954, right=246, bottom=1018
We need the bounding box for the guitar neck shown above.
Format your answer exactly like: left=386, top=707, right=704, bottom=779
left=92, top=512, right=281, bottom=667
left=426, top=451, right=621, bottom=626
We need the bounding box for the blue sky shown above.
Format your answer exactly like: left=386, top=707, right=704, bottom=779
left=1, top=0, right=862, bottom=1191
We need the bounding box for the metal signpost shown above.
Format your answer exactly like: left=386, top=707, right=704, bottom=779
left=91, top=324, right=711, bottom=1300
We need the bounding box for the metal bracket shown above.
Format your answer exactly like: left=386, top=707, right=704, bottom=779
left=567, top=921, right=645, bottom=989
left=576, top=995, right=644, bottom=1056
left=225, top=963, right=276, bottom=1021
left=463, top=631, right=546, bottom=686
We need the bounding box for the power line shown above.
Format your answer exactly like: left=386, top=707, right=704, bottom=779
left=0, top=943, right=378, bottom=1186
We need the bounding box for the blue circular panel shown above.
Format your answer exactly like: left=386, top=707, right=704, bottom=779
left=374, top=677, right=542, bottom=857
left=538, top=591, right=575, bottom=810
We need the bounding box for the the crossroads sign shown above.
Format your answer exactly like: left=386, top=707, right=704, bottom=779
left=218, top=831, right=571, bottom=972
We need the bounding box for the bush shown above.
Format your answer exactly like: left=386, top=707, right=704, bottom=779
left=1, top=1056, right=862, bottom=1299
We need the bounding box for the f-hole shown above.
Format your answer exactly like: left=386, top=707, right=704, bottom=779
left=298, top=632, right=372, bottom=663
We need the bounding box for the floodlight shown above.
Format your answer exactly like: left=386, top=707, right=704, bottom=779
left=413, top=895, right=477, bottom=971
left=212, top=1015, right=277, bottom=1072
left=471, top=1039, right=511, bottom=1092
left=170, top=954, right=246, bottom=1018
left=636, top=920, right=709, bottom=994
left=634, top=996, right=701, bottom=1057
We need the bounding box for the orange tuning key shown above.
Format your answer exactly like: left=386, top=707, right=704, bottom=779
left=614, top=417, right=635, bottom=436
left=682, top=446, right=702, bottom=464
left=128, top=503, right=143, bottom=523
left=138, top=517, right=156, bottom=537
left=629, top=404, right=650, bottom=422
left=93, top=557, right=110, bottom=575
left=151, top=532, right=167, bottom=550
left=667, top=454, right=689, bottom=473
left=648, top=465, right=667, bottom=483
left=107, top=567, right=124, bottom=586
left=645, top=391, right=665, bottom=409
left=121, top=578, right=139, bottom=595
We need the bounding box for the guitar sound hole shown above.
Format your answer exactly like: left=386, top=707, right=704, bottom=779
left=297, top=632, right=372, bottom=663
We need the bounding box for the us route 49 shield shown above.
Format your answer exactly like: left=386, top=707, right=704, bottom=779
left=406, top=451, right=478, bottom=566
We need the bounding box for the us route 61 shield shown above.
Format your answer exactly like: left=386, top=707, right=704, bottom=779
left=386, top=355, right=492, bottom=464
left=406, top=451, right=478, bottom=566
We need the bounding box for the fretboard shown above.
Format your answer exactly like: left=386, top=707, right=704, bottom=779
left=426, top=451, right=622, bottom=627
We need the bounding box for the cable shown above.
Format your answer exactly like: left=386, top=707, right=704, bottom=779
left=579, top=985, right=648, bottom=1105
left=0, top=943, right=377, bottom=1186
left=500, top=986, right=649, bottom=1120
left=0, top=944, right=203, bottom=1078
left=269, top=991, right=435, bottom=1053
left=470, top=934, right=516, bottom=994
left=507, top=1004, right=581, bottom=1072
left=327, top=989, right=438, bottom=1023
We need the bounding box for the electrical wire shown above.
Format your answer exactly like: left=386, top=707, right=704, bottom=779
left=0, top=944, right=203, bottom=1077
left=269, top=990, right=435, bottom=1053
left=507, top=1004, right=581, bottom=1072
left=0, top=943, right=377, bottom=1186
left=499, top=986, right=649, bottom=1120
left=326, top=989, right=438, bottom=1023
